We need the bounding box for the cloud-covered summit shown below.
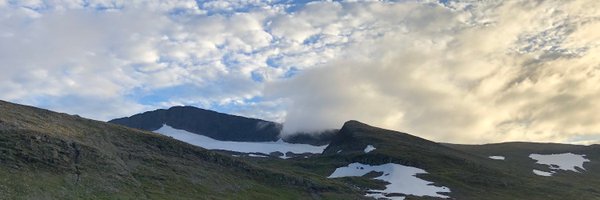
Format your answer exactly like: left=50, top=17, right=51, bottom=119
left=1, top=0, right=599, bottom=144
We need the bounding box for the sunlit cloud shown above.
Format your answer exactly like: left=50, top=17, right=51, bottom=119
left=1, top=0, right=599, bottom=144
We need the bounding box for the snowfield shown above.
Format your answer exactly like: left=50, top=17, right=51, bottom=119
left=529, top=153, right=590, bottom=176
left=154, top=124, right=327, bottom=159
left=489, top=156, right=505, bottom=160
left=328, top=163, right=450, bottom=199
left=364, top=145, right=376, bottom=153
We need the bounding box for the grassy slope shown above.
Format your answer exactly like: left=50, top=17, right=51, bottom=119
left=445, top=142, right=600, bottom=199
left=0, top=100, right=363, bottom=200
left=244, top=121, right=600, bottom=200
left=5, top=99, right=598, bottom=200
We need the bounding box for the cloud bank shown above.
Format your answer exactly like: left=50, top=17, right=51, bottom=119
left=268, top=0, right=600, bottom=144
left=1, top=0, right=599, bottom=144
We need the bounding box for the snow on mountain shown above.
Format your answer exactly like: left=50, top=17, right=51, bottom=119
left=364, top=145, right=376, bottom=153
left=154, top=124, right=327, bottom=159
left=328, top=162, right=450, bottom=199
left=529, top=153, right=590, bottom=176
left=532, top=169, right=553, bottom=177
left=529, top=153, right=590, bottom=172
left=489, top=156, right=505, bottom=160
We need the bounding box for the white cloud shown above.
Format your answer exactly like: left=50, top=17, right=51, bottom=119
left=268, top=0, right=600, bottom=144
left=1, top=0, right=599, bottom=144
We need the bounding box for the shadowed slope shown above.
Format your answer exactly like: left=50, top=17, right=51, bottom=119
left=0, top=100, right=361, bottom=199
left=109, top=106, right=282, bottom=142
left=318, top=120, right=600, bottom=199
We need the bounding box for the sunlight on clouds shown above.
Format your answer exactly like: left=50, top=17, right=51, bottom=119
left=0, top=0, right=599, bottom=144
left=269, top=0, right=600, bottom=144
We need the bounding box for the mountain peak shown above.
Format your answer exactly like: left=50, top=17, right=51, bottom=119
left=110, top=105, right=282, bottom=142
left=324, top=120, right=448, bottom=157
left=166, top=106, right=223, bottom=116
left=341, top=120, right=368, bottom=128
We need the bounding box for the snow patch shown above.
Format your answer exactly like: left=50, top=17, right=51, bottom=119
left=328, top=163, right=450, bottom=199
left=366, top=192, right=404, bottom=200
left=488, top=156, right=505, bottom=160
left=154, top=124, right=327, bottom=159
left=529, top=153, right=589, bottom=175
left=532, top=169, right=553, bottom=177
left=248, top=153, right=269, bottom=158
left=364, top=145, right=376, bottom=153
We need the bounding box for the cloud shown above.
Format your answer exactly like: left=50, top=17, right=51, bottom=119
left=1, top=0, right=599, bottom=144
left=0, top=1, right=272, bottom=120
left=0, top=6, right=169, bottom=119
left=268, top=0, right=600, bottom=144
left=0, top=0, right=390, bottom=120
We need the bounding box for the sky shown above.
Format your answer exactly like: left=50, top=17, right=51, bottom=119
left=1, top=0, right=599, bottom=144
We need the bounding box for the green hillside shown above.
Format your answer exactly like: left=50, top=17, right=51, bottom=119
left=246, top=121, right=600, bottom=199
left=1, top=100, right=599, bottom=200
left=0, top=100, right=362, bottom=200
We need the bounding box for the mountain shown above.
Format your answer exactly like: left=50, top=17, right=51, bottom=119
left=110, top=106, right=335, bottom=145
left=0, top=100, right=362, bottom=199
left=3, top=100, right=599, bottom=199
left=247, top=121, right=600, bottom=199
left=321, top=120, right=525, bottom=199
left=445, top=142, right=600, bottom=188
left=280, top=130, right=338, bottom=146
left=109, top=106, right=282, bottom=142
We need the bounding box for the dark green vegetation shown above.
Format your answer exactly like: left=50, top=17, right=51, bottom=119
left=445, top=142, right=600, bottom=198
left=0, top=100, right=364, bottom=199
left=2, top=100, right=600, bottom=200
left=244, top=121, right=600, bottom=200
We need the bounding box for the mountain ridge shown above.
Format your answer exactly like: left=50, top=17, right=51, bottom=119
left=110, top=106, right=336, bottom=145
left=109, top=106, right=282, bottom=142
